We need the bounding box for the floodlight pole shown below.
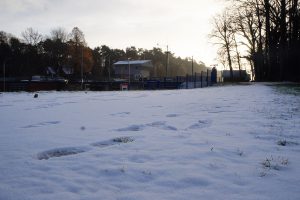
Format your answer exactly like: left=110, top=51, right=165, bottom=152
left=192, top=56, right=194, bottom=75
left=81, top=47, right=84, bottom=90
left=128, top=58, right=131, bottom=90
left=3, top=61, right=6, bottom=92
left=157, top=43, right=169, bottom=77
left=108, top=55, right=111, bottom=82
left=166, top=45, right=169, bottom=77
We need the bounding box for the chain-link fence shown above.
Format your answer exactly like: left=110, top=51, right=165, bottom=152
left=143, top=69, right=216, bottom=90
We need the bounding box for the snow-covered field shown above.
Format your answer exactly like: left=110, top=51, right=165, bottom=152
left=0, top=84, right=299, bottom=200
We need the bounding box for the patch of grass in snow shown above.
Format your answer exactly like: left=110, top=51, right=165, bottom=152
left=113, top=137, right=134, bottom=143
left=142, top=170, right=152, bottom=175
left=120, top=166, right=126, bottom=173
left=277, top=139, right=299, bottom=146
left=261, top=156, right=289, bottom=171
left=91, top=136, right=134, bottom=148
left=277, top=139, right=287, bottom=146
left=237, top=148, right=244, bottom=156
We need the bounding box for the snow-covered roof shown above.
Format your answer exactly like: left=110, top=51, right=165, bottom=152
left=113, top=60, right=153, bottom=67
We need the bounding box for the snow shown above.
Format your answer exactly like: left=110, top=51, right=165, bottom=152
left=0, top=84, right=299, bottom=200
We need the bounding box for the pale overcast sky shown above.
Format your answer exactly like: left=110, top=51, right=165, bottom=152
left=0, top=0, right=226, bottom=66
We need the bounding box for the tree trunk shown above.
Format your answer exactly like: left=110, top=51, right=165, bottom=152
left=264, top=0, right=271, bottom=80
left=291, top=0, right=300, bottom=80
left=226, top=44, right=234, bottom=81
left=234, top=36, right=242, bottom=80
left=279, top=0, right=287, bottom=80
left=255, top=0, right=264, bottom=81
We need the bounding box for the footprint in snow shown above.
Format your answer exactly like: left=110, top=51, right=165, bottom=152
left=0, top=104, right=13, bottom=107
left=91, top=136, right=134, bottom=148
left=166, top=114, right=179, bottom=118
left=22, top=121, right=61, bottom=128
left=116, top=122, right=177, bottom=132
left=110, top=112, right=131, bottom=117
left=37, top=137, right=134, bottom=160
left=117, top=124, right=145, bottom=132
left=148, top=105, right=163, bottom=108
left=146, top=121, right=177, bottom=131
left=37, top=147, right=88, bottom=160
left=188, top=120, right=212, bottom=130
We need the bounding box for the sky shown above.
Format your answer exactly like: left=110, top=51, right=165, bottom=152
left=0, top=0, right=227, bottom=66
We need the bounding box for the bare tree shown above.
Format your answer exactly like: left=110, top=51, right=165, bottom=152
left=21, top=27, right=42, bottom=46
left=222, top=0, right=300, bottom=81
left=50, top=27, right=68, bottom=42
left=233, top=0, right=262, bottom=79
left=210, top=11, right=235, bottom=80
left=217, top=48, right=228, bottom=70
left=68, top=27, right=92, bottom=75
left=69, top=27, right=86, bottom=47
left=232, top=34, right=243, bottom=79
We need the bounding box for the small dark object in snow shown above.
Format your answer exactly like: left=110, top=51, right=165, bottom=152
left=277, top=140, right=287, bottom=146
left=80, top=126, right=86, bottom=131
left=34, top=93, right=38, bottom=98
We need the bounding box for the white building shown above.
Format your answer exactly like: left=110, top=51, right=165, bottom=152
left=113, top=60, right=153, bottom=80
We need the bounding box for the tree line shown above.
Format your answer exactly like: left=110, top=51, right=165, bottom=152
left=0, top=27, right=207, bottom=81
left=210, top=0, right=300, bottom=81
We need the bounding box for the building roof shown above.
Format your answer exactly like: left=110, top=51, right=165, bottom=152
left=113, top=60, right=153, bottom=67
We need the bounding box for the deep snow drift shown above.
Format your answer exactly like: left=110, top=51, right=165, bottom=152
left=0, top=84, right=299, bottom=200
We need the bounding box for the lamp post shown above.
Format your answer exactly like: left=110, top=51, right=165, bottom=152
left=81, top=47, right=84, bottom=90
left=192, top=56, right=194, bottom=75
left=108, top=56, right=111, bottom=82
left=3, top=61, right=6, bottom=92
left=166, top=45, right=169, bottom=77
left=157, top=43, right=169, bottom=77
left=128, top=58, right=131, bottom=90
